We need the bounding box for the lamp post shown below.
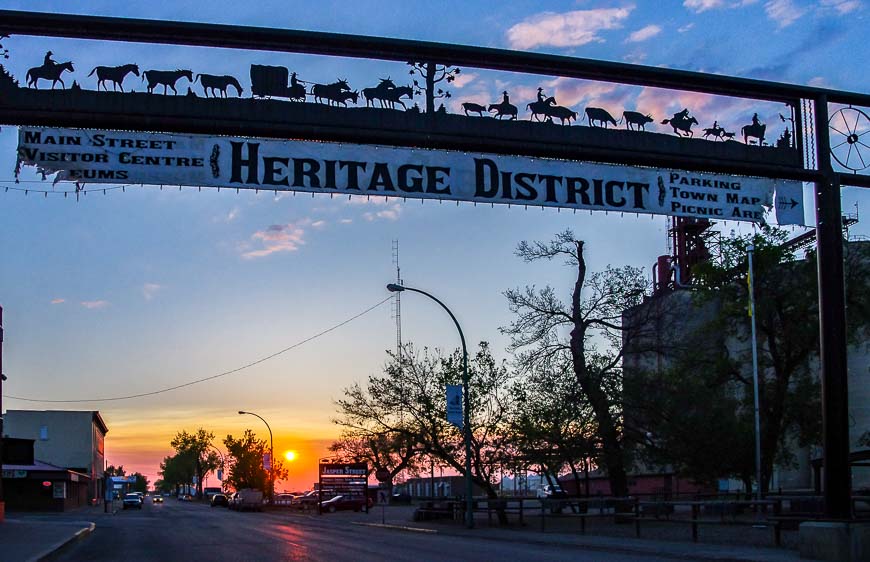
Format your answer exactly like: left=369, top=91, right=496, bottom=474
left=386, top=283, right=474, bottom=529
left=747, top=245, right=763, bottom=506
left=208, top=443, right=226, bottom=492
left=238, top=410, right=273, bottom=504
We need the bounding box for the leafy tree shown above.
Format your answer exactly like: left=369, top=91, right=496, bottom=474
left=171, top=428, right=221, bottom=499
left=130, top=472, right=149, bottom=493
left=105, top=464, right=126, bottom=477
left=157, top=452, right=195, bottom=495
left=633, top=229, right=869, bottom=493
left=502, top=231, right=647, bottom=497
left=223, top=429, right=288, bottom=495
left=509, top=362, right=599, bottom=497
left=328, top=431, right=421, bottom=489
left=335, top=343, right=514, bottom=503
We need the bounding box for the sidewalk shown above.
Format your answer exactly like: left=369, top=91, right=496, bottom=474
left=348, top=505, right=801, bottom=562
left=0, top=517, right=95, bottom=562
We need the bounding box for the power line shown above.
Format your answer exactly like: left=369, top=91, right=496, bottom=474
left=3, top=296, right=392, bottom=404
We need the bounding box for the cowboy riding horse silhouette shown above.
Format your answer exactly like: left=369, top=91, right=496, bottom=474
left=27, top=51, right=75, bottom=89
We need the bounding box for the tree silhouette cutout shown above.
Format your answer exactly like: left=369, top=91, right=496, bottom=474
left=408, top=61, right=460, bottom=114
left=0, top=35, right=16, bottom=90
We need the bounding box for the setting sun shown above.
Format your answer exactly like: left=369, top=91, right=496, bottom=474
left=284, top=450, right=298, bottom=462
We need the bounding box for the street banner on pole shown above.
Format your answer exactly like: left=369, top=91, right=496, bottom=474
left=446, top=385, right=463, bottom=428
left=263, top=452, right=272, bottom=472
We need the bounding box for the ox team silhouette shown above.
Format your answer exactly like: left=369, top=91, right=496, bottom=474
left=20, top=51, right=792, bottom=147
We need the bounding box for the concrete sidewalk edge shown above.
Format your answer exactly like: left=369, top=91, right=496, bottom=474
left=353, top=522, right=438, bottom=534
left=29, top=522, right=95, bottom=562
left=360, top=522, right=795, bottom=562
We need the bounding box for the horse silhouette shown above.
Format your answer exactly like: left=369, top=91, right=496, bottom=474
left=661, top=115, right=699, bottom=137
left=702, top=125, right=730, bottom=141
left=488, top=102, right=518, bottom=120
left=742, top=123, right=766, bottom=145
left=527, top=97, right=557, bottom=122
left=26, top=61, right=75, bottom=89
left=312, top=79, right=352, bottom=106
left=621, top=111, right=654, bottom=131
left=363, top=80, right=413, bottom=109
left=88, top=64, right=139, bottom=92
left=196, top=74, right=243, bottom=98
left=584, top=107, right=618, bottom=128
left=143, top=69, right=193, bottom=94
left=462, top=102, right=487, bottom=116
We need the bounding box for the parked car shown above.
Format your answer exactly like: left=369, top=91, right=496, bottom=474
left=320, top=495, right=367, bottom=513
left=228, top=489, right=263, bottom=512
left=122, top=493, right=143, bottom=510
left=274, top=493, right=296, bottom=506
left=537, top=485, right=568, bottom=499
left=294, top=490, right=320, bottom=509
left=210, top=493, right=229, bottom=508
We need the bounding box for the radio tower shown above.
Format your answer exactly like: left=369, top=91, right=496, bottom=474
left=391, top=240, right=403, bottom=362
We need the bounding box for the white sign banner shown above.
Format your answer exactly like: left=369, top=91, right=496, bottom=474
left=15, top=127, right=806, bottom=225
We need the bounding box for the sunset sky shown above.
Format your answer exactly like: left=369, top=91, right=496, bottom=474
left=1, top=0, right=868, bottom=491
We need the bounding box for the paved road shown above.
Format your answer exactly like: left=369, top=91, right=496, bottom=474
left=51, top=498, right=681, bottom=561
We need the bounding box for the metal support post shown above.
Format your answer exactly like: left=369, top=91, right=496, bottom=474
left=813, top=96, right=852, bottom=520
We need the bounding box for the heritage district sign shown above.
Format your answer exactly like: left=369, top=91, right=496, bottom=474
left=16, top=127, right=806, bottom=225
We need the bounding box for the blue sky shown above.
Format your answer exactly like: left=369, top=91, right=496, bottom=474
left=0, top=0, right=868, bottom=487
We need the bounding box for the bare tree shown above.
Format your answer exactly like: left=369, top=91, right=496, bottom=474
left=502, top=230, right=647, bottom=497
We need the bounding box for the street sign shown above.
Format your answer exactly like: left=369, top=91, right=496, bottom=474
left=377, top=489, right=389, bottom=505
left=446, top=385, right=463, bottom=428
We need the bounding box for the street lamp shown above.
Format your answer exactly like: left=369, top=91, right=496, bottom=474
left=386, top=283, right=474, bottom=529
left=747, top=245, right=763, bottom=508
left=208, top=443, right=226, bottom=492
left=238, top=410, right=274, bottom=504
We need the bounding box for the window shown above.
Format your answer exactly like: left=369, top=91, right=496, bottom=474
left=39, top=425, right=48, bottom=440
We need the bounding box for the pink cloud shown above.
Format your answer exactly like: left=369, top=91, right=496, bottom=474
left=242, top=219, right=310, bottom=259
left=506, top=7, right=634, bottom=50
left=50, top=298, right=65, bottom=304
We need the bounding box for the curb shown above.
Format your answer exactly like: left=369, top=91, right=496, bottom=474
left=352, top=522, right=438, bottom=534
left=30, top=522, right=95, bottom=562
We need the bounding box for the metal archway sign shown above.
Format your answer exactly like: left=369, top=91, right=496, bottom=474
left=0, top=10, right=868, bottom=521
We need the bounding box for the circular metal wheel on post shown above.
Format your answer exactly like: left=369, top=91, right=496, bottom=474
left=829, top=106, right=870, bottom=172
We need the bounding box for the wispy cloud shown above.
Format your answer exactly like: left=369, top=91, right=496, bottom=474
left=142, top=283, right=163, bottom=301
left=363, top=203, right=402, bottom=222
left=452, top=72, right=477, bottom=88
left=683, top=0, right=727, bottom=12
left=765, top=0, right=807, bottom=27
left=684, top=0, right=758, bottom=12
left=821, top=0, right=861, bottom=14
left=339, top=218, right=353, bottom=224
left=50, top=298, right=65, bottom=305
left=242, top=219, right=309, bottom=259
left=81, top=300, right=109, bottom=309
left=626, top=24, right=662, bottom=43
left=506, top=7, right=634, bottom=50
left=678, top=23, right=695, bottom=32
left=311, top=220, right=326, bottom=228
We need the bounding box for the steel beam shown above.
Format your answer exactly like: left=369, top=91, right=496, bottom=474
left=1, top=10, right=869, bottom=107
left=814, top=97, right=852, bottom=519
